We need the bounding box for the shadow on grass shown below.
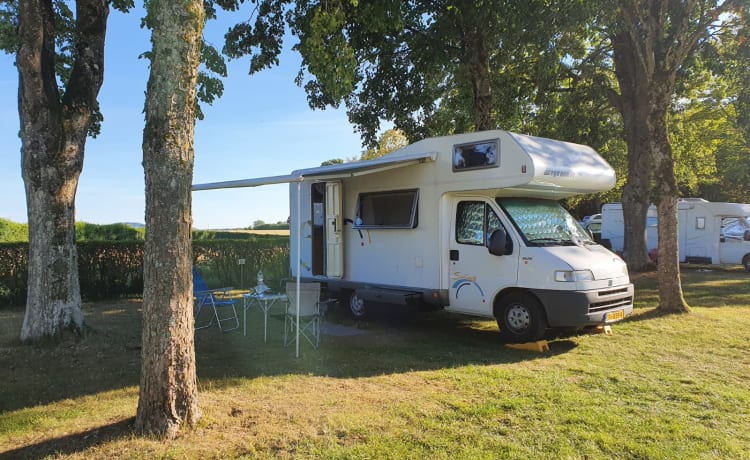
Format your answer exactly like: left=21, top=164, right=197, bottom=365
left=195, top=302, right=580, bottom=388
left=0, top=418, right=135, bottom=460
left=1, top=299, right=582, bottom=414
left=0, top=300, right=143, bottom=414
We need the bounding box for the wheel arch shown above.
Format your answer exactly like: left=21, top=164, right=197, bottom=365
left=492, top=288, right=548, bottom=323
left=742, top=253, right=750, bottom=272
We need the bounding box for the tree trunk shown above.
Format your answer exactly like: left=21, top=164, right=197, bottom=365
left=464, top=31, right=493, bottom=131
left=135, top=0, right=204, bottom=438
left=17, top=0, right=108, bottom=342
left=650, top=90, right=689, bottom=313
left=609, top=0, right=741, bottom=315
left=451, top=0, right=494, bottom=132
left=611, top=30, right=654, bottom=271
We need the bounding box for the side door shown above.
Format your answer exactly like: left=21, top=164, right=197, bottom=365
left=446, top=198, right=518, bottom=316
left=325, top=181, right=343, bottom=278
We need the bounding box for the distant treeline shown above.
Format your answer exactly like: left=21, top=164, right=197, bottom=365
left=251, top=222, right=290, bottom=230
left=0, top=219, right=280, bottom=243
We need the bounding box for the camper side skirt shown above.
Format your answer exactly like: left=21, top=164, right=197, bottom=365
left=304, top=278, right=448, bottom=309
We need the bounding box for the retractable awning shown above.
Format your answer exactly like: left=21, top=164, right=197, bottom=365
left=191, top=150, right=436, bottom=357
left=191, top=151, right=437, bottom=191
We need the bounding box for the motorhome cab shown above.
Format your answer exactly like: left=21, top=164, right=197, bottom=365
left=194, top=130, right=634, bottom=342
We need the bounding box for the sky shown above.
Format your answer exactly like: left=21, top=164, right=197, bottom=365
left=0, top=7, right=366, bottom=230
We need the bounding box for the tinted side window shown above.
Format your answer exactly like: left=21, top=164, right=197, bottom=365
left=355, top=189, right=419, bottom=229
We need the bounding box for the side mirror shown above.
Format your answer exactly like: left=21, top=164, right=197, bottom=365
left=488, top=228, right=511, bottom=256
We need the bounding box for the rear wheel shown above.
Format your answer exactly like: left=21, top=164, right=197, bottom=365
left=349, top=291, right=366, bottom=319
left=743, top=254, right=750, bottom=273
left=496, top=292, right=547, bottom=343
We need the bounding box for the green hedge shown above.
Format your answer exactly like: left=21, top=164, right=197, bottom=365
left=0, top=243, right=28, bottom=306
left=193, top=238, right=291, bottom=291
left=0, top=238, right=290, bottom=307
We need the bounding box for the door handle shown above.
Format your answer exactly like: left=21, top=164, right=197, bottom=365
left=450, top=250, right=459, bottom=261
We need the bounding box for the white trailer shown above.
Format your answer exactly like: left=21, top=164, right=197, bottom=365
left=600, top=203, right=659, bottom=254
left=194, top=130, right=634, bottom=342
left=601, top=199, right=750, bottom=270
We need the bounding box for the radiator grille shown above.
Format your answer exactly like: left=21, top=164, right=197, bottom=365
left=588, top=287, right=633, bottom=313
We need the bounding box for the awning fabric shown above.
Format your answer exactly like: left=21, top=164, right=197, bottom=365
left=191, top=151, right=437, bottom=191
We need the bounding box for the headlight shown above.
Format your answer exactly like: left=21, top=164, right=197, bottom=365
left=555, top=269, right=595, bottom=282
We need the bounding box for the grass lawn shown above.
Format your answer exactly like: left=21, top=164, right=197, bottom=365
left=1, top=267, right=749, bottom=459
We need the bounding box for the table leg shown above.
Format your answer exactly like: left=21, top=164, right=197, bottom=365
left=263, top=304, right=268, bottom=343
left=243, top=296, right=254, bottom=337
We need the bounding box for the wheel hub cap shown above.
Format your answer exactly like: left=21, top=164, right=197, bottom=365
left=507, top=305, right=530, bottom=332
left=351, top=296, right=364, bottom=315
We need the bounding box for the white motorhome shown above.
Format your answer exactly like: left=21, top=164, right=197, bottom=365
left=194, top=130, right=634, bottom=342
left=601, top=199, right=750, bottom=271
left=600, top=203, right=659, bottom=254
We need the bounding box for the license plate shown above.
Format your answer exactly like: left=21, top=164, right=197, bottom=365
left=606, top=310, right=625, bottom=322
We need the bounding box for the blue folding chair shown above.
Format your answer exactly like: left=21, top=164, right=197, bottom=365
left=193, top=267, right=240, bottom=332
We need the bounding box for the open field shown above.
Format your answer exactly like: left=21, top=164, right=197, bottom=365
left=220, top=229, right=290, bottom=236
left=1, top=267, right=749, bottom=459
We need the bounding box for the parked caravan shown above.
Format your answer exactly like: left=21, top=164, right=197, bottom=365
left=601, top=199, right=750, bottom=271
left=194, top=130, right=634, bottom=342
left=600, top=203, right=659, bottom=254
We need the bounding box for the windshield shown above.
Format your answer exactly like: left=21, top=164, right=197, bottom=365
left=497, top=197, right=593, bottom=246
left=721, top=217, right=750, bottom=239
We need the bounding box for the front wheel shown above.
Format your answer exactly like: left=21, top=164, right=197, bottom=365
left=349, top=291, right=366, bottom=319
left=743, top=254, right=750, bottom=273
left=496, top=292, right=547, bottom=343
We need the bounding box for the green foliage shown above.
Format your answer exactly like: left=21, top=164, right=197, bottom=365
left=0, top=238, right=291, bottom=306
left=74, top=222, right=144, bottom=242
left=77, top=242, right=145, bottom=301
left=196, top=42, right=228, bottom=120
left=191, top=230, right=286, bottom=240
left=0, top=218, right=28, bottom=243
left=0, top=0, right=18, bottom=54
left=221, top=0, right=288, bottom=74
left=0, top=242, right=27, bottom=306
left=281, top=0, right=600, bottom=145
left=360, top=129, right=408, bottom=160
left=252, top=221, right=289, bottom=230
left=194, top=239, right=290, bottom=290
left=320, top=158, right=344, bottom=166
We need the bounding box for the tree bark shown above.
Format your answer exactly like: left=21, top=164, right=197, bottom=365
left=463, top=30, right=493, bottom=131
left=135, top=0, right=204, bottom=438
left=610, top=30, right=654, bottom=271
left=454, top=0, right=494, bottom=132
left=608, top=0, right=737, bottom=314
left=650, top=89, right=689, bottom=313
left=17, top=0, right=108, bottom=342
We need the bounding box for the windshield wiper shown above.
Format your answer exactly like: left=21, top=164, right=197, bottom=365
left=527, top=237, right=581, bottom=246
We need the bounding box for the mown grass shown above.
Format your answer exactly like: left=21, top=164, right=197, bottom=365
left=1, top=266, right=749, bottom=459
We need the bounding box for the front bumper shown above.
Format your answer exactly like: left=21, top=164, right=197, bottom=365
left=530, top=283, right=634, bottom=328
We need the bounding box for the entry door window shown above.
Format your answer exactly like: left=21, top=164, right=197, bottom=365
left=456, top=201, right=504, bottom=247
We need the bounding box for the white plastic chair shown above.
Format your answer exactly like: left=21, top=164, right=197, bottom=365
left=284, top=282, right=322, bottom=348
